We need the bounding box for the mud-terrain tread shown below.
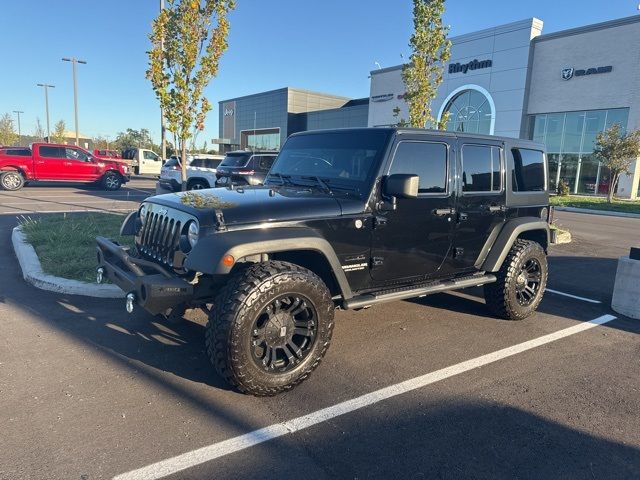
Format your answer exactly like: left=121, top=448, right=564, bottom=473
left=484, top=239, right=548, bottom=321
left=205, top=261, right=334, bottom=396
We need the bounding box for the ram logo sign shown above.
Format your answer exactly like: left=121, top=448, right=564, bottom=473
left=562, top=65, right=612, bottom=80
left=561, top=68, right=574, bottom=80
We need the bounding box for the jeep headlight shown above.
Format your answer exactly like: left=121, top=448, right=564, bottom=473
left=139, top=204, right=148, bottom=224
left=187, top=221, right=199, bottom=247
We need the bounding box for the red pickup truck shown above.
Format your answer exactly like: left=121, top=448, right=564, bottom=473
left=0, top=143, right=130, bottom=191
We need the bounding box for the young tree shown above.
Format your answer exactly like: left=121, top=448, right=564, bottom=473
left=147, top=0, right=235, bottom=190
left=52, top=120, right=67, bottom=144
left=0, top=113, right=18, bottom=146
left=33, top=117, right=46, bottom=141
left=402, top=0, right=451, bottom=129
left=593, top=123, right=640, bottom=203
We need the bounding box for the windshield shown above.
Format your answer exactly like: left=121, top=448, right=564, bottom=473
left=267, top=131, right=391, bottom=195
left=220, top=153, right=251, bottom=168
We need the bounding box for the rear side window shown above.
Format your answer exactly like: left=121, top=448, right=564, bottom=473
left=190, top=158, right=204, bottom=168
left=389, top=141, right=448, bottom=194
left=220, top=153, right=250, bottom=168
left=39, top=146, right=65, bottom=158
left=164, top=158, right=179, bottom=167
left=204, top=159, right=222, bottom=169
left=461, top=145, right=502, bottom=193
left=2, top=148, right=31, bottom=156
left=511, top=148, right=546, bottom=192
left=256, top=155, right=276, bottom=170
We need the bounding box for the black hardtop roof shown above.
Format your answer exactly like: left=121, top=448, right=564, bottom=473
left=289, top=127, right=545, bottom=150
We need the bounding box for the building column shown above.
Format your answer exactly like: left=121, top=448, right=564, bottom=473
left=617, top=156, right=640, bottom=199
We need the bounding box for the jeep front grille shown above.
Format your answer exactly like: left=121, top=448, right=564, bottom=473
left=137, top=209, right=186, bottom=266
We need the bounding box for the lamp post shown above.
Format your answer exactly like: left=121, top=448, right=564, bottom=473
left=62, top=57, right=87, bottom=146
left=36, top=83, right=55, bottom=141
left=12, top=110, right=23, bottom=145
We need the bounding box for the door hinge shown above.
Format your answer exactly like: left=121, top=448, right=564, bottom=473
left=371, top=256, right=384, bottom=267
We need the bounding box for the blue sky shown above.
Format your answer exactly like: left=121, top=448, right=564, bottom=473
left=0, top=0, right=636, bottom=148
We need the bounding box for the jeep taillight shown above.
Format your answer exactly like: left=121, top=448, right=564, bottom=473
left=238, top=170, right=255, bottom=175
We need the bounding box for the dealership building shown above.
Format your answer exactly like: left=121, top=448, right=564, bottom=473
left=219, top=14, right=640, bottom=198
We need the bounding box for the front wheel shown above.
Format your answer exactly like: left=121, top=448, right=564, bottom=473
left=0, top=171, right=25, bottom=191
left=484, top=239, right=548, bottom=320
left=102, top=172, right=122, bottom=191
left=206, top=261, right=335, bottom=396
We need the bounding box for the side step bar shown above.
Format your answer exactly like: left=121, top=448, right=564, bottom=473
left=343, top=274, right=497, bottom=310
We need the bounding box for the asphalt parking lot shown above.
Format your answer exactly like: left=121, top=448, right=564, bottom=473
left=0, top=176, right=157, bottom=215
left=0, top=184, right=639, bottom=479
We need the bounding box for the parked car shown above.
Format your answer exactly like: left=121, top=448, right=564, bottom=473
left=94, top=149, right=122, bottom=159
left=159, top=154, right=224, bottom=191
left=215, top=150, right=278, bottom=187
left=0, top=143, right=130, bottom=191
left=121, top=148, right=163, bottom=175
left=97, top=127, right=552, bottom=395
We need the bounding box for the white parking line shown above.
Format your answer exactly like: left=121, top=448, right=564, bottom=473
left=545, top=288, right=602, bottom=304
left=113, top=314, right=617, bottom=480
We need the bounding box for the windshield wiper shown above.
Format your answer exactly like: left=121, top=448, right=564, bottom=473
left=268, top=172, right=293, bottom=185
left=301, top=176, right=333, bottom=195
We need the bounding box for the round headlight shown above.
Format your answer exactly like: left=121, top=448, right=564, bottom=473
left=187, top=221, right=199, bottom=247
left=139, top=205, right=148, bottom=223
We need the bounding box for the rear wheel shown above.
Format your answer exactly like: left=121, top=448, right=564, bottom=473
left=187, top=179, right=209, bottom=190
left=0, top=171, right=25, bottom=191
left=102, top=172, right=122, bottom=191
left=484, top=239, right=548, bottom=320
left=206, top=261, right=334, bottom=396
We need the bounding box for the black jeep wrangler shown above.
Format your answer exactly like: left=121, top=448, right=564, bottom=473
left=97, top=128, right=551, bottom=396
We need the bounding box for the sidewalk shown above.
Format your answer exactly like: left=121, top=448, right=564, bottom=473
left=553, top=206, right=640, bottom=219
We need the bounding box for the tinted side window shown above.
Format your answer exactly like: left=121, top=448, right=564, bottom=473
left=257, top=155, right=275, bottom=170
left=461, top=145, right=502, bottom=193
left=65, top=147, right=89, bottom=161
left=205, top=159, right=222, bottom=169
left=4, top=148, right=31, bottom=156
left=190, top=158, right=204, bottom=168
left=512, top=148, right=546, bottom=192
left=389, top=141, right=448, bottom=194
left=39, top=146, right=65, bottom=158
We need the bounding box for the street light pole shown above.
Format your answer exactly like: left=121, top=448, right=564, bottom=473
left=37, top=83, right=55, bottom=141
left=62, top=57, right=87, bottom=146
left=160, top=0, right=167, bottom=160
left=12, top=110, right=23, bottom=146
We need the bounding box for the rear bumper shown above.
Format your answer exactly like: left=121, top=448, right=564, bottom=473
left=96, top=236, right=193, bottom=316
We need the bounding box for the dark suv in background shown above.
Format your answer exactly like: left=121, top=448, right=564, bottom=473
left=215, top=150, right=278, bottom=187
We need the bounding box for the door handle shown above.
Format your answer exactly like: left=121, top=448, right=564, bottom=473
left=433, top=207, right=456, bottom=216
left=487, top=205, right=505, bottom=213
left=63, top=161, right=73, bottom=166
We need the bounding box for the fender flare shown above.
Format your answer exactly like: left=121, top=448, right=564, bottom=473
left=481, top=217, right=550, bottom=272
left=184, top=227, right=353, bottom=299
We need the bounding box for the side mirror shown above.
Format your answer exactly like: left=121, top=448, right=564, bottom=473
left=383, top=174, right=419, bottom=199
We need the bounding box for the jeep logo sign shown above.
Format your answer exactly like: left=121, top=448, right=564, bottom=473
left=224, top=108, right=234, bottom=116
left=562, top=65, right=612, bottom=80
left=448, top=59, right=492, bottom=74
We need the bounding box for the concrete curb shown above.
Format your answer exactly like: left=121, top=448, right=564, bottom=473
left=554, top=206, right=640, bottom=219
left=11, top=226, right=124, bottom=298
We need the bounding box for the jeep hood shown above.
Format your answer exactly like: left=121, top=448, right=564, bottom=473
left=147, top=186, right=347, bottom=227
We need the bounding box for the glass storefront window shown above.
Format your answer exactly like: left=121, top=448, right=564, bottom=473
left=529, top=108, right=630, bottom=196
left=443, top=89, right=493, bottom=134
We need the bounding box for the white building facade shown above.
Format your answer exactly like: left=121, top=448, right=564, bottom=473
left=368, top=15, right=640, bottom=198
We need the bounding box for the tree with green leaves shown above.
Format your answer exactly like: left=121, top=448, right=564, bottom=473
left=593, top=123, right=640, bottom=203
left=0, top=113, right=18, bottom=146
left=147, top=0, right=235, bottom=190
left=113, top=128, right=156, bottom=151
left=33, top=118, right=46, bottom=141
left=52, top=120, right=67, bottom=144
left=402, top=0, right=451, bottom=129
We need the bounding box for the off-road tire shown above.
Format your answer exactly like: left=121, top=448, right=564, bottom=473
left=206, top=261, right=334, bottom=396
left=484, top=239, right=548, bottom=320
left=0, top=171, right=25, bottom=191
left=187, top=179, right=209, bottom=190
left=102, top=171, right=122, bottom=191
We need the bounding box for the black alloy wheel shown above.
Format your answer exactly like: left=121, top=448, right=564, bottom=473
left=249, top=294, right=317, bottom=373
left=514, top=258, right=543, bottom=306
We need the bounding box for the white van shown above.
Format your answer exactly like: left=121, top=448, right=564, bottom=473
left=122, top=148, right=163, bottom=175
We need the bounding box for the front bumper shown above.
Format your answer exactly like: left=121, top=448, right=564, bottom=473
left=96, top=236, right=194, bottom=315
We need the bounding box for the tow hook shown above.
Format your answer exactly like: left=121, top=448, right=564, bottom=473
left=96, top=267, right=105, bottom=284
left=126, top=292, right=136, bottom=314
